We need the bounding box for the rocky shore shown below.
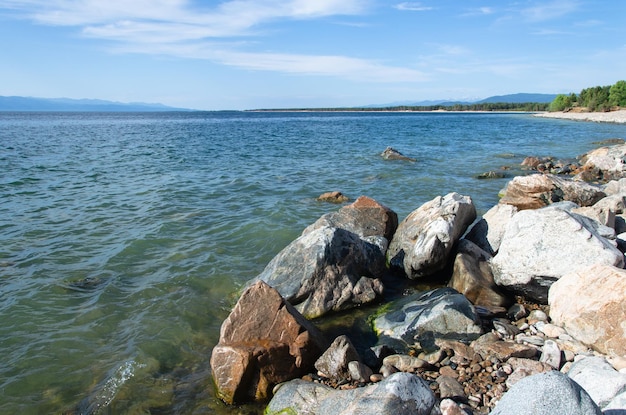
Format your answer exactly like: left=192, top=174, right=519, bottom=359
left=209, top=142, right=626, bottom=414
left=534, top=109, right=626, bottom=124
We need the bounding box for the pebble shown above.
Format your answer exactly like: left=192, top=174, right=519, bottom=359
left=369, top=373, right=383, bottom=383
left=439, top=365, right=459, bottom=378
left=527, top=309, right=548, bottom=323
left=540, top=339, right=562, bottom=369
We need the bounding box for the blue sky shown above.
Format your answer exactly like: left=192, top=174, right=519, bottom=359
left=0, top=0, right=624, bottom=110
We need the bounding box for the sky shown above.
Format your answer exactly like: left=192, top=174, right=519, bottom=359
left=0, top=0, right=624, bottom=110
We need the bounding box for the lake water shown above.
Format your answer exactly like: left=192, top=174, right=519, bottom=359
left=1, top=111, right=625, bottom=414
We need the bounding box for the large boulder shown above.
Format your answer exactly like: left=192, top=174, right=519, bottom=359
left=490, top=207, right=624, bottom=303
left=490, top=371, right=601, bottom=415
left=463, top=203, right=518, bottom=255
left=372, top=287, right=482, bottom=353
left=549, top=264, right=626, bottom=355
left=499, top=173, right=605, bottom=210
left=253, top=226, right=386, bottom=318
left=567, top=356, right=626, bottom=409
left=448, top=240, right=510, bottom=307
left=577, top=144, right=626, bottom=182
left=303, top=195, right=398, bottom=243
left=387, top=193, right=476, bottom=279
left=265, top=372, right=436, bottom=415
left=210, top=281, right=327, bottom=404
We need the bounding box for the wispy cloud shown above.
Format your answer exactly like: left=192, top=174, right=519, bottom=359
left=460, top=6, right=495, bottom=17
left=0, top=0, right=429, bottom=83
left=394, top=2, right=433, bottom=12
left=520, top=0, right=580, bottom=22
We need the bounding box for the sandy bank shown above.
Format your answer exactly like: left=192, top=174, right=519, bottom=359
left=534, top=109, right=626, bottom=124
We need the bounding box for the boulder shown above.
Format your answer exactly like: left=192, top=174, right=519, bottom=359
left=604, top=178, right=626, bottom=196
left=489, top=371, right=601, bottom=415
left=463, top=203, right=518, bottom=255
left=490, top=207, right=624, bottom=303
left=210, top=281, right=327, bottom=404
left=548, top=264, right=626, bottom=356
left=373, top=287, right=482, bottom=353
left=567, top=356, right=626, bottom=408
left=380, top=146, right=417, bottom=162
left=303, top=195, right=398, bottom=242
left=254, top=226, right=386, bottom=318
left=387, top=193, right=476, bottom=279
left=265, top=372, right=436, bottom=415
left=314, top=335, right=361, bottom=381
left=499, top=174, right=605, bottom=210
left=448, top=240, right=510, bottom=307
left=577, top=144, right=626, bottom=181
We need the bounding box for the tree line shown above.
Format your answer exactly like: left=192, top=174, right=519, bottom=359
left=253, top=102, right=549, bottom=112
left=549, top=80, right=626, bottom=112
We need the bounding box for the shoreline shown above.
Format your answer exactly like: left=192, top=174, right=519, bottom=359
left=534, top=109, right=626, bottom=124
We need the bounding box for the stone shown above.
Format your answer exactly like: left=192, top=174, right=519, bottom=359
left=265, top=372, right=436, bottom=415
left=473, top=340, right=538, bottom=361
left=539, top=340, right=561, bottom=369
left=303, top=195, right=398, bottom=242
left=463, top=203, right=518, bottom=255
left=567, top=356, right=626, bottom=408
left=490, top=207, right=624, bottom=303
left=387, top=193, right=476, bottom=279
left=605, top=178, right=626, bottom=196
left=507, top=303, right=527, bottom=321
left=605, top=391, right=626, bottom=412
left=578, top=144, right=626, bottom=181
left=382, top=354, right=431, bottom=372
left=439, top=398, right=470, bottom=415
left=317, top=191, right=349, bottom=203
left=505, top=357, right=553, bottom=388
left=373, top=287, right=482, bottom=353
left=314, top=335, right=361, bottom=381
left=549, top=264, right=626, bottom=355
left=572, top=194, right=626, bottom=228
left=537, top=323, right=566, bottom=338
left=527, top=309, right=548, bottom=323
left=437, top=376, right=466, bottom=400
left=448, top=240, right=510, bottom=307
left=210, top=281, right=327, bottom=404
left=348, top=361, right=373, bottom=383
left=381, top=146, right=417, bottom=162
left=253, top=225, right=386, bottom=318
left=490, top=371, right=601, bottom=415
left=499, top=173, right=605, bottom=210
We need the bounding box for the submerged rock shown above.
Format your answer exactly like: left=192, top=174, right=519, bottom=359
left=380, top=146, right=417, bottom=162
left=317, top=191, right=349, bottom=203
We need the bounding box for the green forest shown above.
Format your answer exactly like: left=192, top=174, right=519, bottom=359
left=549, top=80, right=626, bottom=112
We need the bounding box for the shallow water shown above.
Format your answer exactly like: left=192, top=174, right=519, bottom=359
left=1, top=111, right=625, bottom=414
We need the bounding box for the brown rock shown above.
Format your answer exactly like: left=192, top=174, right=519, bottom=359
left=438, top=376, right=466, bottom=400
left=317, top=191, right=349, bottom=203
left=549, top=264, right=626, bottom=356
left=473, top=340, right=538, bottom=361
left=439, top=365, right=459, bottom=378
left=499, top=174, right=605, bottom=210
left=210, top=281, right=327, bottom=404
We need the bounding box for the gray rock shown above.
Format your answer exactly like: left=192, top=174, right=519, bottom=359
left=464, top=203, right=518, bottom=255
left=373, top=287, right=482, bottom=353
left=437, top=376, right=466, bottom=400
left=490, top=207, right=624, bottom=303
left=348, top=361, right=373, bottom=383
left=382, top=354, right=431, bottom=372
left=315, top=335, right=361, bottom=380
left=605, top=178, right=626, bottom=196
left=605, top=390, right=626, bottom=413
left=567, top=356, right=626, bottom=408
left=303, top=195, right=398, bottom=242
left=254, top=225, right=386, bottom=318
left=266, top=372, right=436, bottom=415
left=381, top=146, right=417, bottom=162
left=490, top=371, right=601, bottom=415
left=539, top=339, right=561, bottom=369
left=387, top=193, right=476, bottom=279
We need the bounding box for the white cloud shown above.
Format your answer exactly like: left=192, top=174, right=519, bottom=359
left=0, top=0, right=427, bottom=84
left=394, top=2, right=433, bottom=12
left=520, top=0, right=580, bottom=22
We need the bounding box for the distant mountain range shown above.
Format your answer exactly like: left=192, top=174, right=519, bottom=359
left=0, top=96, right=193, bottom=112
left=367, top=93, right=558, bottom=108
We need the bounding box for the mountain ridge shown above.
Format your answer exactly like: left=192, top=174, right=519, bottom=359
left=0, top=96, right=194, bottom=112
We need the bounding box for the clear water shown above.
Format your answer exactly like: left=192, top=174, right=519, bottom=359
left=1, top=111, right=625, bottom=414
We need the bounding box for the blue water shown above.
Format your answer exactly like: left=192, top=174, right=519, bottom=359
left=1, top=111, right=625, bottom=414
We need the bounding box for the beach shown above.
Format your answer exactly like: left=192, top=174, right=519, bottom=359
left=534, top=109, right=626, bottom=124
